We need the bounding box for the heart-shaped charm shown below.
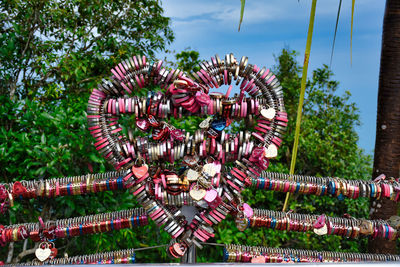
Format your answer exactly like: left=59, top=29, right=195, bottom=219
left=264, top=144, right=278, bottom=158
left=260, top=108, right=276, bottom=120
left=88, top=53, right=287, bottom=256
left=203, top=163, right=216, bottom=178
left=211, top=119, right=226, bottom=132
left=12, top=181, right=27, bottom=196
left=313, top=223, right=328, bottom=235
left=35, top=246, right=51, bottom=262
left=170, top=129, right=184, bottom=141
left=186, top=169, right=199, bottom=182
left=132, top=164, right=149, bottom=179
left=313, top=214, right=326, bottom=229
left=189, top=185, right=206, bottom=201
left=359, top=219, right=374, bottom=234
left=195, top=91, right=211, bottom=106
left=204, top=189, right=217, bottom=203
left=251, top=255, right=266, bottom=263
left=136, top=119, right=150, bottom=132
left=183, top=155, right=200, bottom=167
left=242, top=203, right=253, bottom=218
left=235, top=215, right=249, bottom=232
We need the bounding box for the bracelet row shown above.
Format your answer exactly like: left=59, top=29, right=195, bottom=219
left=0, top=208, right=147, bottom=246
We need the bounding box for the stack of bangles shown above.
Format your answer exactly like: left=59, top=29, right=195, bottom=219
left=247, top=209, right=399, bottom=240
left=0, top=208, right=147, bottom=246
left=5, top=249, right=136, bottom=266
left=250, top=172, right=400, bottom=201
left=0, top=172, right=125, bottom=214
left=223, top=244, right=400, bottom=263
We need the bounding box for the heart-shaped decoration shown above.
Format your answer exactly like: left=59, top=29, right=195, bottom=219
left=12, top=181, right=27, bottom=196
left=260, top=107, right=276, bottom=120
left=243, top=203, right=254, bottom=218
left=204, top=189, right=218, bottom=203
left=251, top=255, right=266, bottom=263
left=35, top=247, right=51, bottom=262
left=186, top=169, right=199, bottom=182
left=313, top=214, right=326, bottom=229
left=132, top=164, right=148, bottom=179
left=264, top=144, right=278, bottom=158
left=313, top=223, right=328, bottom=235
left=87, top=53, right=287, bottom=257
left=190, top=185, right=207, bottom=201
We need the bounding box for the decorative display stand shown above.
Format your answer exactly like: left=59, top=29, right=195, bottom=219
left=0, top=54, right=399, bottom=264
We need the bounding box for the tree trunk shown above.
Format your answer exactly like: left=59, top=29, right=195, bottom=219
left=368, top=0, right=400, bottom=254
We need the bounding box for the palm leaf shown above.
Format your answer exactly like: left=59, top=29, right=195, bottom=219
left=283, top=0, right=318, bottom=212
left=330, top=0, right=342, bottom=67
left=238, top=0, right=246, bottom=31
left=351, top=0, right=355, bottom=65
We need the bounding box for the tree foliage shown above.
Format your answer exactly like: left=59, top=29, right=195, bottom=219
left=0, top=0, right=173, bottom=101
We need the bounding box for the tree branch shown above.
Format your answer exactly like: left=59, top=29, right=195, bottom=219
left=6, top=242, right=14, bottom=263
left=13, top=243, right=39, bottom=264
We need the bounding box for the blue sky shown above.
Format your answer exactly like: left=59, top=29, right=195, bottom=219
left=159, top=0, right=385, bottom=155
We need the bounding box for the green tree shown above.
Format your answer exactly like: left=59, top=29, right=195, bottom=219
left=0, top=0, right=173, bottom=101
left=0, top=0, right=174, bottom=263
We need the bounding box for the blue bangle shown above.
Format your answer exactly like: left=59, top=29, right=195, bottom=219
left=131, top=216, right=135, bottom=227
left=110, top=219, right=114, bottom=230
left=67, top=183, right=71, bottom=195
left=66, top=227, right=70, bottom=237
left=271, top=217, right=276, bottom=229
left=136, top=215, right=140, bottom=226
left=117, top=177, right=123, bottom=189
left=79, top=224, right=83, bottom=236
left=384, top=224, right=389, bottom=238
left=268, top=180, right=273, bottom=190
left=295, top=182, right=300, bottom=193
left=260, top=178, right=265, bottom=189
left=106, top=179, right=111, bottom=190
left=370, top=184, right=375, bottom=197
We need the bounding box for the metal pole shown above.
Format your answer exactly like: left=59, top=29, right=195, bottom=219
left=181, top=244, right=196, bottom=263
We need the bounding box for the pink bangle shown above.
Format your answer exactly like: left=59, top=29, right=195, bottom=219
left=118, top=63, right=126, bottom=75
left=115, top=65, right=124, bottom=78
left=133, top=56, right=139, bottom=70
left=197, top=71, right=208, bottom=85
left=142, top=55, right=146, bottom=66
left=111, top=68, right=122, bottom=80
left=200, top=69, right=214, bottom=87
left=121, top=82, right=132, bottom=94
left=261, top=69, right=270, bottom=79
left=223, top=69, right=228, bottom=85
left=266, top=74, right=275, bottom=85
left=225, top=85, right=232, bottom=99
left=140, top=74, right=146, bottom=87
left=55, top=181, right=60, bottom=196
left=135, top=74, right=143, bottom=88
left=210, top=138, right=216, bottom=154
left=172, top=227, right=184, bottom=239
left=96, top=141, right=109, bottom=151
left=112, top=99, right=116, bottom=115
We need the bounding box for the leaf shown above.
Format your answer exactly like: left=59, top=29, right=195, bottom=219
left=330, top=0, right=342, bottom=67
left=41, top=133, right=46, bottom=144
left=238, top=0, right=246, bottom=31
left=350, top=0, right=355, bottom=65
left=283, top=0, right=317, bottom=212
